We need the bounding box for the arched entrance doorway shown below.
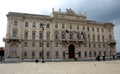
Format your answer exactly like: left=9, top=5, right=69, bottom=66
left=68, top=44, right=75, bottom=59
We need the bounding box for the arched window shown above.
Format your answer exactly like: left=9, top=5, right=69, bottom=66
left=54, top=31, right=59, bottom=39
left=13, top=31, right=17, bottom=37
left=61, top=31, right=66, bottom=39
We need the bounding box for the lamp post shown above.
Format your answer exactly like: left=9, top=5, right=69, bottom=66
left=41, top=25, right=45, bottom=63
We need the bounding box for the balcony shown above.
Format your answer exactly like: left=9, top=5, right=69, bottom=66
left=3, top=37, right=22, bottom=43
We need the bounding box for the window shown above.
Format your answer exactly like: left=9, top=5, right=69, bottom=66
left=32, top=31, right=36, bottom=39
left=83, top=26, right=85, bottom=30
left=104, top=52, right=106, bottom=56
left=103, top=44, right=105, bottom=48
left=84, top=52, right=87, bottom=57
left=89, top=44, right=91, bottom=48
left=32, top=22, right=36, bottom=28
left=46, top=43, right=49, bottom=47
left=87, top=27, right=89, bottom=31
left=39, top=42, right=42, bottom=47
left=69, top=32, right=74, bottom=39
left=102, top=35, right=104, bottom=42
left=89, top=52, right=91, bottom=57
left=32, top=52, right=35, bottom=59
left=39, top=31, right=43, bottom=39
left=13, top=31, right=17, bottom=37
left=25, top=22, right=28, bottom=27
left=77, top=33, right=81, bottom=40
left=93, top=44, right=96, bottom=48
left=84, top=43, right=87, bottom=47
left=55, top=23, right=58, bottom=28
left=56, top=52, right=59, bottom=58
left=56, top=42, right=58, bottom=47
left=63, top=52, right=65, bottom=59
left=46, top=32, right=50, bottom=40
left=24, top=52, right=27, bottom=58
left=98, top=44, right=101, bottom=48
left=109, top=34, right=112, bottom=41
left=14, top=20, right=17, bottom=26
left=88, top=34, right=90, bottom=41
left=24, top=42, right=27, bottom=47
left=24, top=31, right=28, bottom=39
left=97, top=28, right=99, bottom=32
left=93, top=34, right=95, bottom=42
left=102, top=28, right=104, bottom=32
left=77, top=25, right=79, bottom=30
left=61, top=32, right=66, bottom=39
left=47, top=52, right=50, bottom=59
left=78, top=52, right=81, bottom=58
left=39, top=52, right=42, bottom=58
left=46, top=23, right=50, bottom=28
left=92, top=27, right=94, bottom=32
left=97, top=35, right=100, bottom=42
left=40, top=23, right=44, bottom=28
left=32, top=42, right=35, bottom=47
left=94, top=52, right=96, bottom=57
left=99, top=51, right=101, bottom=56
left=62, top=23, right=65, bottom=29
left=54, top=31, right=59, bottom=39
left=70, top=24, right=72, bottom=29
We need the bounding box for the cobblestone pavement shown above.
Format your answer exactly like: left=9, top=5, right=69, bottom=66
left=0, top=60, right=120, bottom=74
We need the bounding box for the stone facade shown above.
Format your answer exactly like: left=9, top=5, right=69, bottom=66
left=3, top=8, right=116, bottom=61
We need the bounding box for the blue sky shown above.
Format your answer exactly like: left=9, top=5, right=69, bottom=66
left=0, top=0, right=120, bottom=52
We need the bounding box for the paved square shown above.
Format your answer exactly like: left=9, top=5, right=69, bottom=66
left=0, top=60, right=120, bottom=74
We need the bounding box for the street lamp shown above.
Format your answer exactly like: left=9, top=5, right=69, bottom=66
left=41, top=24, right=45, bottom=63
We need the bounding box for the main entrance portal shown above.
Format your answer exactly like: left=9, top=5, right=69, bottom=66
left=68, top=44, right=75, bottom=59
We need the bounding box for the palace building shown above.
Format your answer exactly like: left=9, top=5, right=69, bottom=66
left=3, top=8, right=116, bottom=61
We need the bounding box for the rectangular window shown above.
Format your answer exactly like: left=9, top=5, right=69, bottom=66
left=87, top=27, right=89, bottom=31
left=47, top=52, right=50, bottom=59
left=25, top=22, right=28, bottom=27
left=102, top=28, right=104, bottom=32
left=103, top=44, right=105, bottom=48
left=84, top=43, right=87, bottom=47
left=62, top=24, right=65, bottom=29
left=32, top=22, right=36, bottom=28
left=55, top=23, right=58, bottom=28
left=24, top=42, right=27, bottom=47
left=24, top=32, right=28, bottom=40
left=14, top=20, right=17, bottom=26
left=32, top=42, right=35, bottom=47
left=70, top=24, right=72, bottom=29
left=89, top=44, right=91, bottom=48
left=77, top=25, right=79, bottom=30
left=39, top=31, right=43, bottom=39
left=78, top=52, right=81, bottom=58
left=56, top=43, right=58, bottom=47
left=89, top=52, right=91, bottom=57
left=32, top=52, right=35, bottom=59
left=39, top=42, right=42, bottom=47
left=39, top=52, right=42, bottom=58
left=32, top=32, right=36, bottom=40
left=83, top=26, right=85, bottom=30
left=24, top=52, right=27, bottom=58
left=46, top=43, right=49, bottom=47
left=94, top=52, right=96, bottom=57
left=92, top=27, right=94, bottom=32
left=56, top=52, right=59, bottom=58
left=84, top=52, right=87, bottom=57
left=98, top=44, right=101, bottom=48
left=46, top=23, right=50, bottom=28
left=97, top=28, right=99, bottom=32
left=63, top=52, right=65, bottom=59
left=93, top=44, right=96, bottom=48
